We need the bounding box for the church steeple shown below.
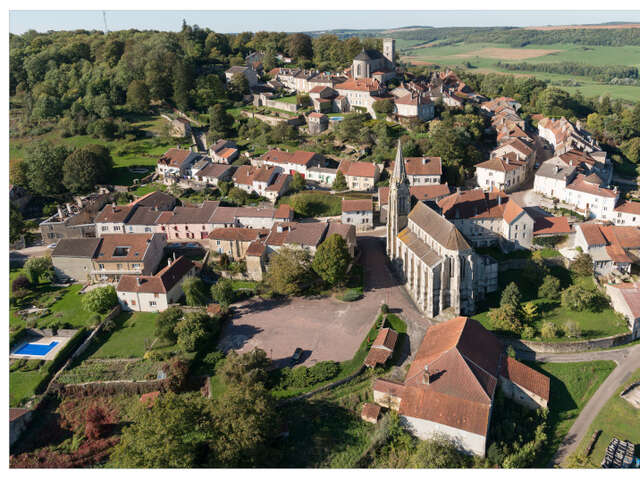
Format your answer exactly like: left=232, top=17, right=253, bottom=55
left=387, top=140, right=411, bottom=259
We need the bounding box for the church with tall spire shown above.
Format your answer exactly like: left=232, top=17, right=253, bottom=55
left=386, top=141, right=498, bottom=317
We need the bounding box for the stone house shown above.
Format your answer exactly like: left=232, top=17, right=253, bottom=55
left=393, top=93, right=434, bottom=121
left=194, top=163, right=236, bottom=186
left=91, top=233, right=167, bottom=282
left=334, top=78, right=384, bottom=116
left=116, top=256, right=198, bottom=312
left=475, top=153, right=528, bottom=193
left=157, top=148, right=201, bottom=178
left=342, top=199, right=374, bottom=231
left=224, top=65, right=259, bottom=87
left=393, top=156, right=442, bottom=186
left=210, top=139, right=239, bottom=164
left=605, top=282, right=640, bottom=339
left=377, top=184, right=451, bottom=223
left=307, top=167, right=338, bottom=186
left=491, top=137, right=535, bottom=168
left=438, top=189, right=534, bottom=249
left=364, top=328, right=398, bottom=368
left=155, top=201, right=220, bottom=242
left=130, top=191, right=178, bottom=211
left=51, top=238, right=102, bottom=282
left=232, top=165, right=280, bottom=196
left=39, top=194, right=111, bottom=245
left=258, top=149, right=326, bottom=177
left=538, top=117, right=600, bottom=154
left=95, top=204, right=136, bottom=236
left=263, top=173, right=292, bottom=203
left=124, top=207, right=164, bottom=235
left=614, top=200, right=640, bottom=226
left=574, top=223, right=640, bottom=275
left=308, top=112, right=329, bottom=135
left=208, top=227, right=270, bottom=259
left=338, top=159, right=380, bottom=192
left=372, top=317, right=550, bottom=456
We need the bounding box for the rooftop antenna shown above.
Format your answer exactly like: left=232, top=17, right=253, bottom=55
left=102, top=11, right=108, bottom=34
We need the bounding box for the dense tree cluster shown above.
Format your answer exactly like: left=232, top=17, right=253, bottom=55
left=497, top=61, right=638, bottom=83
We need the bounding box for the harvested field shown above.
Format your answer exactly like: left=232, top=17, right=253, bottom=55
left=454, top=47, right=561, bottom=60
left=400, top=57, right=435, bottom=66
left=525, top=24, right=640, bottom=31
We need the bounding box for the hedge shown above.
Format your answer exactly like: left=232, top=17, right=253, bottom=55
left=533, top=235, right=568, bottom=248
left=34, top=327, right=88, bottom=395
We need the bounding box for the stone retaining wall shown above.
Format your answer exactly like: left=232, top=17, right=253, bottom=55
left=501, top=332, right=634, bottom=354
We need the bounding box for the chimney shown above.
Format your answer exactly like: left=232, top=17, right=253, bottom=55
left=554, top=165, right=559, bottom=174
left=57, top=206, right=64, bottom=218
left=168, top=257, right=172, bottom=267
left=66, top=203, right=73, bottom=214
left=498, top=195, right=502, bottom=205
left=136, top=277, right=142, bottom=286
left=456, top=186, right=461, bottom=193
left=422, top=365, right=430, bottom=385
left=77, top=197, right=83, bottom=208
left=173, top=252, right=177, bottom=261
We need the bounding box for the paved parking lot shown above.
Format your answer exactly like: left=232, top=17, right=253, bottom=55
left=217, top=236, right=428, bottom=367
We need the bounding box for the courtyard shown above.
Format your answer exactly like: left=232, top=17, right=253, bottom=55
left=217, top=236, right=427, bottom=367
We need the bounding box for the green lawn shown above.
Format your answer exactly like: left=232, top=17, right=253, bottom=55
left=473, top=269, right=629, bottom=342
left=573, top=367, right=640, bottom=467
left=10, top=268, right=104, bottom=331
left=90, top=312, right=169, bottom=359
left=277, top=191, right=344, bottom=217
left=524, top=360, right=617, bottom=467
left=129, top=182, right=167, bottom=197
left=9, top=369, right=49, bottom=407
left=277, top=95, right=299, bottom=105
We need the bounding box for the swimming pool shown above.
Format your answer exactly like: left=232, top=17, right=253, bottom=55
left=329, top=116, right=344, bottom=121
left=14, top=341, right=59, bottom=356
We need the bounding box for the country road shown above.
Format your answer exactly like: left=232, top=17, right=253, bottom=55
left=549, top=343, right=640, bottom=466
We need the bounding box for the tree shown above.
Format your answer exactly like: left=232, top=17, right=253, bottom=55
left=373, top=98, right=395, bottom=119
left=489, top=303, right=523, bottom=333
left=127, top=80, right=150, bottom=113
left=540, top=321, right=558, bottom=340
left=228, top=187, right=249, bottom=206
left=110, top=392, right=214, bottom=468
left=290, top=172, right=306, bottom=192
left=22, top=141, right=68, bottom=196
left=10, top=204, right=25, bottom=244
left=500, top=282, right=522, bottom=310
left=571, top=253, right=593, bottom=276
left=229, top=73, right=250, bottom=96
left=522, top=302, right=538, bottom=322
left=82, top=285, right=118, bottom=313
left=155, top=307, right=183, bottom=344
left=312, top=234, right=352, bottom=286
left=333, top=170, right=347, bottom=191
left=12, top=275, right=32, bottom=294
left=538, top=275, right=561, bottom=300
left=85, top=404, right=109, bottom=440
left=211, top=278, right=234, bottom=308
left=9, top=159, right=28, bottom=188
left=265, top=246, right=312, bottom=296
left=208, top=380, right=279, bottom=467
left=408, top=435, right=471, bottom=468
left=174, top=311, right=210, bottom=352
left=62, top=145, right=114, bottom=193
left=561, top=284, right=605, bottom=312
left=24, top=256, right=54, bottom=285
left=182, top=277, right=208, bottom=306
left=209, top=103, right=234, bottom=138
left=286, top=33, right=313, bottom=61
left=218, top=349, right=271, bottom=387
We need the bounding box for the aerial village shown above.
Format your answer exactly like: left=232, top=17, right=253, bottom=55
left=9, top=32, right=640, bottom=469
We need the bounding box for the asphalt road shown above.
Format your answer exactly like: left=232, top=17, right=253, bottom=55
left=550, top=343, right=640, bottom=466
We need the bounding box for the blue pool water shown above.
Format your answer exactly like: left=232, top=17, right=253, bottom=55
left=329, top=116, right=344, bottom=121
left=14, top=341, right=59, bottom=356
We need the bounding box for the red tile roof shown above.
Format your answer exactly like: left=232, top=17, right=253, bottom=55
left=615, top=200, right=640, bottom=216
left=438, top=189, right=524, bottom=224
left=95, top=204, right=134, bottom=224
left=533, top=216, right=571, bottom=236
left=601, top=225, right=640, bottom=249
left=117, top=256, right=195, bottom=294
left=608, top=281, right=640, bottom=319
left=275, top=204, right=294, bottom=219
left=342, top=199, right=373, bottom=213
left=246, top=240, right=267, bottom=256
left=361, top=403, right=381, bottom=422
left=336, top=78, right=381, bottom=92
left=339, top=159, right=377, bottom=178
left=579, top=223, right=608, bottom=246
left=158, top=148, right=194, bottom=168
left=261, top=149, right=322, bottom=167
left=94, top=233, right=156, bottom=262
left=404, top=156, right=442, bottom=176
left=500, top=357, right=550, bottom=401
left=364, top=328, right=399, bottom=367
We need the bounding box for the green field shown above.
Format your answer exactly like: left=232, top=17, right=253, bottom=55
left=9, top=369, right=49, bottom=407
left=525, top=360, right=617, bottom=466
left=402, top=42, right=640, bottom=102
left=573, top=367, right=640, bottom=467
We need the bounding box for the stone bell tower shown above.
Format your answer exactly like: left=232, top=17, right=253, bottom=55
left=383, top=38, right=395, bottom=66
left=386, top=141, right=411, bottom=259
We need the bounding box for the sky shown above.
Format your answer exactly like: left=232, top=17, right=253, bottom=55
left=9, top=10, right=640, bottom=34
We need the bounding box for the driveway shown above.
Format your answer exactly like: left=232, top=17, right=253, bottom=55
left=218, top=236, right=429, bottom=367
left=549, top=343, right=640, bottom=466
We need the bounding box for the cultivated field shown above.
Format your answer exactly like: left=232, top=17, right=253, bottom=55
left=400, top=41, right=640, bottom=102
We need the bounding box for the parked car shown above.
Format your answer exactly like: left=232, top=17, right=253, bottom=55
left=291, top=347, right=303, bottom=364
left=47, top=243, right=57, bottom=250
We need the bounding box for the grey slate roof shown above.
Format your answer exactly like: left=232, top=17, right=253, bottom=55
left=536, top=158, right=576, bottom=180
left=354, top=49, right=384, bottom=61
left=407, top=202, right=471, bottom=252
left=51, top=238, right=102, bottom=258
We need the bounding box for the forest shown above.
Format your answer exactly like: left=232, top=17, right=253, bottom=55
left=496, top=61, right=639, bottom=83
